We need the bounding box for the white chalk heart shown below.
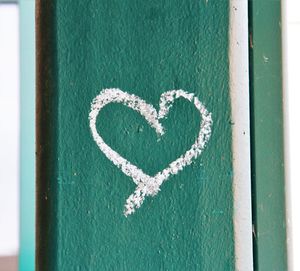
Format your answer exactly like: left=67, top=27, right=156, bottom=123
left=89, top=88, right=212, bottom=216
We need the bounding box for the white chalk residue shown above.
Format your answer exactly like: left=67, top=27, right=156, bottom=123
left=89, top=89, right=212, bottom=216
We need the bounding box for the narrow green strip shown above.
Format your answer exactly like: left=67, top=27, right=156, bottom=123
left=249, top=0, right=288, bottom=270
left=19, top=0, right=35, bottom=270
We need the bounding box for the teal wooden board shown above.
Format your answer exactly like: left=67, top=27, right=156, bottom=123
left=19, top=0, right=35, bottom=270
left=249, top=0, right=288, bottom=270
left=36, top=1, right=236, bottom=270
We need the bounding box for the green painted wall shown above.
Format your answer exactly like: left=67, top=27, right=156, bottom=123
left=37, top=1, right=236, bottom=270
left=249, top=0, right=288, bottom=270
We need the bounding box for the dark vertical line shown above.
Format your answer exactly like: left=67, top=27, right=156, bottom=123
left=248, top=0, right=258, bottom=270
left=36, top=1, right=59, bottom=270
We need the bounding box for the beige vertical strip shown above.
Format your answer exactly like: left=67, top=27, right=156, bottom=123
left=229, top=0, right=253, bottom=270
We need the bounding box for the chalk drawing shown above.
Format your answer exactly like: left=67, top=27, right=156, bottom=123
left=89, top=89, right=212, bottom=216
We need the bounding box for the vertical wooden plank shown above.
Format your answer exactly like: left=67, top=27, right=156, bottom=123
left=249, top=0, right=288, bottom=270
left=19, top=0, right=35, bottom=270
left=36, top=1, right=251, bottom=270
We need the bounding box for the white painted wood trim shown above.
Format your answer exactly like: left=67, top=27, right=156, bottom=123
left=229, top=0, right=253, bottom=270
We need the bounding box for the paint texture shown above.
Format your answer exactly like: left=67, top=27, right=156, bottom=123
left=36, top=0, right=235, bottom=270
left=249, top=0, right=288, bottom=269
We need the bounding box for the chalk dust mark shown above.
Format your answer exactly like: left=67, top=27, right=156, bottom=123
left=89, top=89, right=212, bottom=216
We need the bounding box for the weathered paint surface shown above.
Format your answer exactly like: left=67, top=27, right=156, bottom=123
left=249, top=0, right=288, bottom=270
left=37, top=1, right=236, bottom=270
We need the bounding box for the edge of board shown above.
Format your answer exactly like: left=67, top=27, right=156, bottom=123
left=229, top=0, right=253, bottom=270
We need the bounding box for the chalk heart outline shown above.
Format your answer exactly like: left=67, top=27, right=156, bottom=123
left=89, top=88, right=212, bottom=216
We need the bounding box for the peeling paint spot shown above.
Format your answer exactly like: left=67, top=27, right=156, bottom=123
left=263, top=55, right=269, bottom=63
